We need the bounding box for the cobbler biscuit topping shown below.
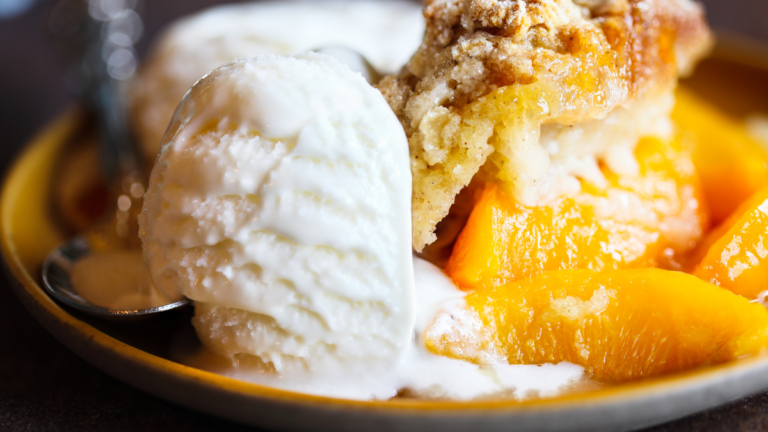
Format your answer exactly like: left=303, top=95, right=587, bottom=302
left=378, top=0, right=711, bottom=250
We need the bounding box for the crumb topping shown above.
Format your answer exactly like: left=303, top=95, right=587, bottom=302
left=378, top=0, right=711, bottom=251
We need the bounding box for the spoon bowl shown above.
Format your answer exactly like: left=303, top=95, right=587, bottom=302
left=42, top=237, right=191, bottom=320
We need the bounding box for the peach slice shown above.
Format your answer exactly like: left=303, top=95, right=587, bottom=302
left=445, top=137, right=707, bottom=290
left=692, top=187, right=768, bottom=299
left=673, top=88, right=768, bottom=224
left=425, top=269, right=768, bottom=382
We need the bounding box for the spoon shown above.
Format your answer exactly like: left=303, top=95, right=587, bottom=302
left=42, top=237, right=189, bottom=320
left=42, top=0, right=190, bottom=319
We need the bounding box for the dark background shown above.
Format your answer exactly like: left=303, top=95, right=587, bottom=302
left=3, top=1, right=768, bottom=431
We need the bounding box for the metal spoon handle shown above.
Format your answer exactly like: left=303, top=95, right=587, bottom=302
left=81, top=0, right=144, bottom=183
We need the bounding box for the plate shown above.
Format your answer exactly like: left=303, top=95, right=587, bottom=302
left=4, top=38, right=768, bottom=432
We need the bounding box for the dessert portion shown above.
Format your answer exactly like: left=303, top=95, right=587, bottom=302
left=377, top=0, right=711, bottom=250
left=139, top=55, right=416, bottom=389
left=140, top=54, right=589, bottom=400
left=132, top=0, right=768, bottom=402
left=425, top=83, right=768, bottom=382
left=371, top=0, right=768, bottom=387
left=128, top=0, right=424, bottom=161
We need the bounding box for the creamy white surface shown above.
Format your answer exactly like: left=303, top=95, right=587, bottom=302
left=140, top=55, right=416, bottom=378
left=129, top=0, right=425, bottom=159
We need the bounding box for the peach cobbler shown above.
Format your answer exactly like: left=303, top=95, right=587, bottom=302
left=132, top=0, right=768, bottom=400
left=374, top=0, right=768, bottom=385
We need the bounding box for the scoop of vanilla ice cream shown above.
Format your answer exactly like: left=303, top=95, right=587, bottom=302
left=139, top=54, right=415, bottom=377
left=129, top=0, right=425, bottom=160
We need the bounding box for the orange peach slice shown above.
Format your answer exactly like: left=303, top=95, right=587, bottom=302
left=445, top=137, right=707, bottom=290
left=673, top=88, right=768, bottom=223
left=693, top=187, right=768, bottom=299
left=425, top=269, right=768, bottom=382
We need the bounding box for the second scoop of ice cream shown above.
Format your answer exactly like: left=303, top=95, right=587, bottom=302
left=139, top=54, right=415, bottom=377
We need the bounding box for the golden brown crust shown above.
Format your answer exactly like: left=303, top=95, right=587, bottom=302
left=380, top=0, right=711, bottom=251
